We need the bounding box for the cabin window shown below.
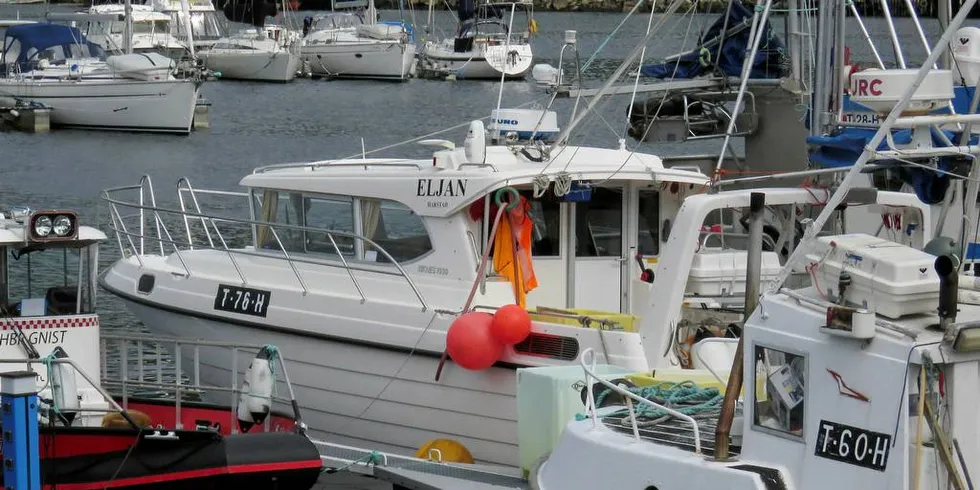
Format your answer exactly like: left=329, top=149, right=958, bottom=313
left=752, top=345, right=806, bottom=440
left=523, top=191, right=560, bottom=257
left=638, top=189, right=660, bottom=256
left=303, top=195, right=356, bottom=257
left=575, top=187, right=623, bottom=257
left=361, top=198, right=432, bottom=263
left=2, top=39, right=22, bottom=64
left=254, top=190, right=305, bottom=253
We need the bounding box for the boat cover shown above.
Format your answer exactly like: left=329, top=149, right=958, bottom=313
left=1, top=24, right=104, bottom=72
left=807, top=86, right=978, bottom=204
left=640, top=0, right=786, bottom=80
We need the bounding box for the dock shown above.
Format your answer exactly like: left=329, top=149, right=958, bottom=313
left=0, top=98, right=50, bottom=133
left=313, top=439, right=529, bottom=490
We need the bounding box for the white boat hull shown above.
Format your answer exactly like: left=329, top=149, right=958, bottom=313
left=115, top=298, right=521, bottom=466
left=419, top=43, right=532, bottom=80
left=0, top=79, right=200, bottom=133
left=203, top=50, right=302, bottom=82
left=301, top=41, right=416, bottom=80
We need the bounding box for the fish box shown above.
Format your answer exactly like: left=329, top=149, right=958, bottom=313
left=805, top=234, right=940, bottom=319
left=516, top=364, right=635, bottom=478
left=686, top=249, right=782, bottom=296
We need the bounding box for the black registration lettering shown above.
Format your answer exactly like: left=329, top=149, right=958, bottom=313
left=213, top=284, right=272, bottom=318
left=814, top=419, right=891, bottom=472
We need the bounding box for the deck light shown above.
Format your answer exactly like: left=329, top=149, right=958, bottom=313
left=29, top=211, right=77, bottom=242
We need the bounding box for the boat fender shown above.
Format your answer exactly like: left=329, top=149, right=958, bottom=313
left=47, top=346, right=80, bottom=427
left=237, top=345, right=277, bottom=432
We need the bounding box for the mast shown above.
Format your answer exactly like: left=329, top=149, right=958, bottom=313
left=366, top=0, right=377, bottom=24
left=180, top=0, right=196, bottom=58
left=123, top=0, right=133, bottom=54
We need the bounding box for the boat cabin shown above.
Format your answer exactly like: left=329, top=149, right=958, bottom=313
left=454, top=0, right=534, bottom=48
left=0, top=23, right=105, bottom=75
left=83, top=4, right=181, bottom=55
left=0, top=207, right=107, bottom=425
left=146, top=0, right=224, bottom=48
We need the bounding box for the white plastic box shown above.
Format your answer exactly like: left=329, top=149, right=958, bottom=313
left=686, top=249, right=783, bottom=296
left=805, top=234, right=940, bottom=319
left=516, top=364, right=635, bottom=477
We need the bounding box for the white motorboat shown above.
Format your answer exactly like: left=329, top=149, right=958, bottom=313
left=300, top=0, right=415, bottom=81
left=99, top=109, right=936, bottom=467
left=82, top=4, right=188, bottom=61
left=203, top=25, right=301, bottom=82
left=418, top=0, right=534, bottom=80
left=0, top=23, right=204, bottom=133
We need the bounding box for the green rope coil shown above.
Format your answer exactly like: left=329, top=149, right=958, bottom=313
left=595, top=380, right=723, bottom=425
left=494, top=187, right=520, bottom=211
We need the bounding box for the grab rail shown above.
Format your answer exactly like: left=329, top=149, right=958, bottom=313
left=252, top=160, right=426, bottom=174
left=101, top=175, right=429, bottom=311
left=99, top=333, right=305, bottom=434
left=579, top=348, right=702, bottom=454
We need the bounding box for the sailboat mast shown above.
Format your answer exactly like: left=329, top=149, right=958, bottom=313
left=367, top=0, right=377, bottom=24
left=123, top=0, right=133, bottom=54
left=180, top=0, right=196, bottom=58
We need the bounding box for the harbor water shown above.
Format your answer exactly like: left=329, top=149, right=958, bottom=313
left=0, top=4, right=948, bottom=487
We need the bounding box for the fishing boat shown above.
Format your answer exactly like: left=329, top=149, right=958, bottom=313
left=417, top=0, right=534, bottom=80
left=0, top=206, right=322, bottom=489
left=299, top=0, right=415, bottom=81
left=0, top=23, right=205, bottom=134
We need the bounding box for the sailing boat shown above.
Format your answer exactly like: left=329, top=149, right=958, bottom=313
left=417, top=0, right=534, bottom=80
left=299, top=0, right=415, bottom=80
left=203, top=0, right=302, bottom=82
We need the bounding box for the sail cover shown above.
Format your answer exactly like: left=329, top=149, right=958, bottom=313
left=640, top=0, right=787, bottom=79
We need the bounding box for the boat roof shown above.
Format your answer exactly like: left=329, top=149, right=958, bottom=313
left=1, top=24, right=104, bottom=68
left=89, top=4, right=172, bottom=21
left=146, top=0, right=216, bottom=12
left=242, top=145, right=710, bottom=218
left=0, top=20, right=37, bottom=28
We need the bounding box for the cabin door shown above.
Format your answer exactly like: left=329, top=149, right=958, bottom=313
left=573, top=186, right=626, bottom=312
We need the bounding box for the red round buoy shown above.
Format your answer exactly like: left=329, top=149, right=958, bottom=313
left=446, top=312, right=503, bottom=371
left=491, top=304, right=532, bottom=345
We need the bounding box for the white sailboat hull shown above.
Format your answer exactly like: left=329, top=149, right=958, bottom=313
left=116, top=298, right=521, bottom=466
left=301, top=41, right=416, bottom=80
left=419, top=42, right=532, bottom=80
left=203, top=50, right=301, bottom=82
left=0, top=78, right=200, bottom=133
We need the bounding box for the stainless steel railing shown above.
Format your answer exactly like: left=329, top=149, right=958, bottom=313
left=101, top=175, right=428, bottom=311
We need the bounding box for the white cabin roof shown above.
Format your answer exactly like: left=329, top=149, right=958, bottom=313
left=147, top=0, right=216, bottom=12
left=241, top=145, right=710, bottom=218
left=90, top=4, right=172, bottom=21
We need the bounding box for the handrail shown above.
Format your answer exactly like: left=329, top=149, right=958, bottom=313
left=252, top=160, right=426, bottom=174
left=580, top=348, right=702, bottom=454
left=101, top=177, right=428, bottom=311
left=100, top=333, right=305, bottom=434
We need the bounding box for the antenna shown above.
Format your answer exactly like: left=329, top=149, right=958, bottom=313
left=764, top=0, right=979, bottom=297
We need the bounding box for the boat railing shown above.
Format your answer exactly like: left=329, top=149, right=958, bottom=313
left=579, top=347, right=703, bottom=455
left=0, top=356, right=136, bottom=420
left=101, top=175, right=428, bottom=311
left=99, top=332, right=305, bottom=433
left=251, top=159, right=427, bottom=174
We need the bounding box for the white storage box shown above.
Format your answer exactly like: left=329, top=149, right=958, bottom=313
left=805, top=234, right=940, bottom=319
left=687, top=249, right=782, bottom=296
left=516, top=364, right=635, bottom=477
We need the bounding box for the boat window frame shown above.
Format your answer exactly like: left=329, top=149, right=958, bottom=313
left=249, top=188, right=437, bottom=268
left=750, top=341, right=808, bottom=443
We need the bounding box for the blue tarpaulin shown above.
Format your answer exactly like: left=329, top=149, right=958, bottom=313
left=640, top=1, right=786, bottom=79
left=807, top=85, right=979, bottom=204
left=1, top=24, right=104, bottom=72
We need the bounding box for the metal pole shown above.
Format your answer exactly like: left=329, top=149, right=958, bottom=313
left=713, top=0, right=774, bottom=179
left=847, top=2, right=885, bottom=69
left=767, top=0, right=980, bottom=296
left=812, top=0, right=831, bottom=137
left=879, top=0, right=906, bottom=68
left=787, top=0, right=802, bottom=82
left=550, top=0, right=687, bottom=149
left=123, top=0, right=133, bottom=55
left=715, top=192, right=764, bottom=460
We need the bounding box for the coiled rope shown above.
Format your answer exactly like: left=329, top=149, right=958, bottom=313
left=596, top=380, right=723, bottom=427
